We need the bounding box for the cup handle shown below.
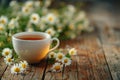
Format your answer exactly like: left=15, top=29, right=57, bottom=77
left=49, top=38, right=60, bottom=52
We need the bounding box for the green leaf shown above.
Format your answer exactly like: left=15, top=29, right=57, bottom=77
left=65, top=53, right=71, bottom=58
left=0, top=35, right=7, bottom=41
left=48, top=58, right=55, bottom=64
left=0, top=52, right=2, bottom=57
left=54, top=50, right=59, bottom=53
left=13, top=53, right=19, bottom=60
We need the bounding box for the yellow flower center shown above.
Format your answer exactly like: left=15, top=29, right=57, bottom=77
left=33, top=17, right=37, bottom=21
left=48, top=17, right=53, bottom=22
left=7, top=58, right=11, bottom=62
left=14, top=67, right=20, bottom=72
left=0, top=20, right=5, bottom=24
left=22, top=64, right=26, bottom=68
left=64, top=59, right=68, bottom=63
left=50, top=54, right=54, bottom=58
left=47, top=30, right=51, bottom=34
left=25, top=8, right=29, bottom=12
left=54, top=65, right=60, bottom=71
left=27, top=4, right=33, bottom=8
left=69, top=24, right=74, bottom=30
left=58, top=55, right=63, bottom=59
left=70, top=50, right=74, bottom=55
left=5, top=51, right=9, bottom=55
left=0, top=26, right=3, bottom=31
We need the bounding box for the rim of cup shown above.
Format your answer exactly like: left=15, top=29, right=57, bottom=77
left=12, top=32, right=51, bottom=42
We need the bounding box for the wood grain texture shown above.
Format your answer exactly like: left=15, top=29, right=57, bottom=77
left=97, top=23, right=120, bottom=80
left=96, top=23, right=120, bottom=45
left=0, top=57, right=8, bottom=80
left=31, top=60, right=47, bottom=80
left=1, top=60, right=46, bottom=80
left=78, top=33, right=112, bottom=80
left=57, top=33, right=112, bottom=80
left=103, top=45, right=120, bottom=80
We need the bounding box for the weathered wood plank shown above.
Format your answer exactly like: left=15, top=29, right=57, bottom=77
left=44, top=58, right=78, bottom=80
left=22, top=65, right=36, bottom=80
left=103, top=45, right=120, bottom=80
left=1, top=60, right=46, bottom=80
left=31, top=60, right=47, bottom=80
left=0, top=57, right=8, bottom=80
left=96, top=23, right=120, bottom=45
left=78, top=34, right=112, bottom=80
left=44, top=63, right=63, bottom=80
left=59, top=32, right=112, bottom=80
left=4, top=67, right=25, bottom=80
left=1, top=65, right=35, bottom=80
left=97, top=23, right=120, bottom=80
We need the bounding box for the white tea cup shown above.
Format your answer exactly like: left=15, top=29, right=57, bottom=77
left=12, top=32, right=59, bottom=63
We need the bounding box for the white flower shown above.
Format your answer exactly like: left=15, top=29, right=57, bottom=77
left=0, top=16, right=8, bottom=25
left=25, top=1, right=34, bottom=8
left=76, top=11, right=86, bottom=21
left=45, top=13, right=57, bottom=25
left=19, top=61, right=28, bottom=71
left=69, top=48, right=77, bottom=55
left=26, top=27, right=34, bottom=32
left=57, top=26, right=63, bottom=32
left=62, top=57, right=71, bottom=66
left=11, top=64, right=22, bottom=74
left=49, top=52, right=56, bottom=58
left=42, top=7, right=48, bottom=14
left=8, top=18, right=19, bottom=29
left=83, top=19, right=90, bottom=28
left=44, top=0, right=52, bottom=7
left=0, top=24, right=5, bottom=32
left=4, top=55, right=14, bottom=65
left=56, top=52, right=64, bottom=62
left=30, top=13, right=40, bottom=25
left=9, top=1, right=17, bottom=7
left=45, top=28, right=55, bottom=36
left=39, top=23, right=46, bottom=31
left=2, top=48, right=12, bottom=57
left=52, top=63, right=63, bottom=72
left=67, top=5, right=76, bottom=13
left=69, top=23, right=75, bottom=30
left=41, top=16, right=46, bottom=23
left=22, top=6, right=32, bottom=16
left=57, top=24, right=63, bottom=32
left=64, top=5, right=75, bottom=19
left=63, top=11, right=73, bottom=22
left=34, top=1, right=41, bottom=7
left=38, top=17, right=47, bottom=30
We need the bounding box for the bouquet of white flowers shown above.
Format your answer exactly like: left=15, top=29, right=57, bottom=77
left=0, top=0, right=93, bottom=54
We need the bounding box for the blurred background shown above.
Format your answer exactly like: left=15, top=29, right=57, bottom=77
left=0, top=0, right=120, bottom=51
left=0, top=0, right=119, bottom=28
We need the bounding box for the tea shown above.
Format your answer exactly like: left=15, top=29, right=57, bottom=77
left=17, top=35, right=45, bottom=40
left=12, top=32, right=60, bottom=63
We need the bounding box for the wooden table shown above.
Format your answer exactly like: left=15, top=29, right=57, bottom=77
left=0, top=26, right=120, bottom=80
